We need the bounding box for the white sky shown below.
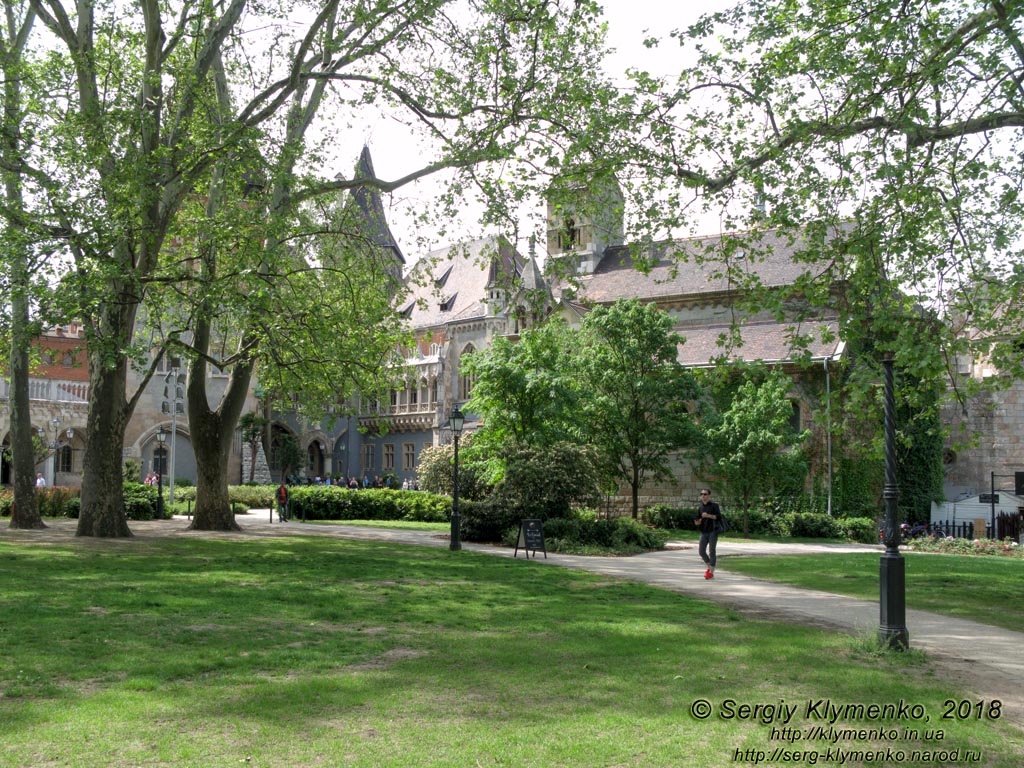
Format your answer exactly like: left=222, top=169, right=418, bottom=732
left=351, top=1, right=727, bottom=264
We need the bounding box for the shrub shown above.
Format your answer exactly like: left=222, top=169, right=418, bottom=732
left=37, top=487, right=80, bottom=519
left=839, top=516, right=878, bottom=544
left=281, top=486, right=450, bottom=523
left=459, top=498, right=518, bottom=543
left=123, top=482, right=159, bottom=520
left=789, top=512, right=843, bottom=539
left=643, top=505, right=693, bottom=529
left=416, top=438, right=488, bottom=500
left=490, top=442, right=602, bottom=520
left=228, top=485, right=275, bottom=509
left=0, top=490, right=12, bottom=517
left=610, top=517, right=669, bottom=551
left=539, top=512, right=668, bottom=554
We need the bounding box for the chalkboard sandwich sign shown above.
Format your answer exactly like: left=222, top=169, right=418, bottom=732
left=514, top=518, right=546, bottom=559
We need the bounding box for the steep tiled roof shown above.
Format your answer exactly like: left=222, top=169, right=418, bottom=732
left=403, top=237, right=523, bottom=329
left=349, top=146, right=405, bottom=265
left=676, top=318, right=843, bottom=366
left=577, top=228, right=833, bottom=305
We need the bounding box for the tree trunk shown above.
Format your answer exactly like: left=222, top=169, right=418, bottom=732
left=188, top=356, right=253, bottom=532
left=631, top=464, right=640, bottom=519
left=8, top=297, right=44, bottom=530
left=190, top=420, right=240, bottom=531
left=76, top=350, right=133, bottom=538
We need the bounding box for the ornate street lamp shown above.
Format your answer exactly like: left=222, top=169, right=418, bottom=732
left=448, top=406, right=465, bottom=551
left=155, top=426, right=168, bottom=521
left=879, top=352, right=909, bottom=649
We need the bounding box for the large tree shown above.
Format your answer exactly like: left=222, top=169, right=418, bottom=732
left=576, top=299, right=701, bottom=518
left=615, top=0, right=1024, bottom=428
left=21, top=0, right=612, bottom=536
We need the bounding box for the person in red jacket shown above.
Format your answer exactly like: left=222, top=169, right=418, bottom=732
left=276, top=483, right=290, bottom=522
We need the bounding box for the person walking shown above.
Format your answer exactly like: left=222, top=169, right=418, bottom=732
left=276, top=483, right=290, bottom=523
left=694, top=488, right=722, bottom=579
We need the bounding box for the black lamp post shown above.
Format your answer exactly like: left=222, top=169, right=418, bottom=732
left=448, top=406, right=465, bottom=551
left=879, top=352, right=909, bottom=649
left=155, top=426, right=167, bottom=521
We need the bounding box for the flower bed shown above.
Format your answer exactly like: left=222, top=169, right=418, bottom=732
left=902, top=535, right=1023, bottom=558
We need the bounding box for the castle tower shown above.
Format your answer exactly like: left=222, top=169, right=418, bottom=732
left=545, top=174, right=625, bottom=274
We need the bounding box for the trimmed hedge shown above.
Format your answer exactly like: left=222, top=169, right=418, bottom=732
left=285, top=486, right=450, bottom=523
left=643, top=503, right=880, bottom=543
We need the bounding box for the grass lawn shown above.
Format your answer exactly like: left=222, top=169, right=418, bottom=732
left=0, top=535, right=1021, bottom=767
left=720, top=552, right=1024, bottom=632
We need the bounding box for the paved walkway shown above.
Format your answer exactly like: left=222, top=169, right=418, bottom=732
left=230, top=513, right=1024, bottom=725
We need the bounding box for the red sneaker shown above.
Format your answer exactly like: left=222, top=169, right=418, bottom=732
left=704, top=569, right=712, bottom=580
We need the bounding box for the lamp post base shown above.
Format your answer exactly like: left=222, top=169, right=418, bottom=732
left=449, top=512, right=461, bottom=551
left=879, top=553, right=909, bottom=650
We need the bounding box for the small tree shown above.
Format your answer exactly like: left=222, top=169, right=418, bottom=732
left=272, top=433, right=303, bottom=484
left=701, top=370, right=809, bottom=534
left=463, top=321, right=582, bottom=451
left=238, top=412, right=269, bottom=484
left=576, top=299, right=702, bottom=518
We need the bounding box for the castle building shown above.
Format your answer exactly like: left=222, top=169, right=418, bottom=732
left=4, top=148, right=1018, bottom=512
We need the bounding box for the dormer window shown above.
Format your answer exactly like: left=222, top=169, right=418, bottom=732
left=435, top=264, right=453, bottom=288
left=399, top=302, right=414, bottom=319
left=440, top=293, right=457, bottom=312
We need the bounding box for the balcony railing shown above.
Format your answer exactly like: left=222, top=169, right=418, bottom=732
left=0, top=377, right=90, bottom=403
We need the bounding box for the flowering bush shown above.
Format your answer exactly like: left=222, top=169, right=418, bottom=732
left=902, top=535, right=1023, bottom=558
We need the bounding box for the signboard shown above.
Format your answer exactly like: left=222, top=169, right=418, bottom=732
left=514, top=518, right=546, bottom=559
left=979, top=493, right=999, bottom=504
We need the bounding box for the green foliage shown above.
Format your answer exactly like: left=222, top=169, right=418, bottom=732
left=464, top=321, right=581, bottom=450
left=122, top=459, right=141, bottom=484
left=285, top=486, right=449, bottom=523
left=839, top=517, right=879, bottom=544
left=788, top=512, right=843, bottom=539
left=700, top=369, right=809, bottom=522
left=642, top=505, right=694, bottom=530
left=576, top=299, right=702, bottom=517
left=542, top=513, right=669, bottom=554
left=122, top=483, right=159, bottom=521
left=415, top=440, right=489, bottom=501
left=2, top=488, right=82, bottom=519
left=833, top=454, right=883, bottom=518
left=895, top=378, right=945, bottom=525
left=489, top=442, right=601, bottom=521
left=458, top=498, right=520, bottom=544
left=225, top=485, right=274, bottom=510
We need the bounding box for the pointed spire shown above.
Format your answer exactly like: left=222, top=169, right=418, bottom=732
left=347, top=145, right=405, bottom=265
